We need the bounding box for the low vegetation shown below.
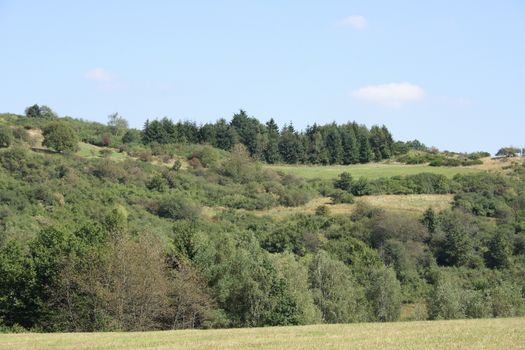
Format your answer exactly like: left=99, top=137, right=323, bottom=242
left=1, top=108, right=525, bottom=335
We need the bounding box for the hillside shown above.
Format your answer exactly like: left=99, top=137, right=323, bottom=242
left=1, top=111, right=525, bottom=334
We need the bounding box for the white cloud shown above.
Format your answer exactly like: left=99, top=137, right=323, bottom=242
left=352, top=82, right=425, bottom=107
left=337, top=16, right=367, bottom=30
left=85, top=68, right=114, bottom=82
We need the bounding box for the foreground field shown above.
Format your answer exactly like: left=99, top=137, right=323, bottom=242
left=265, top=163, right=482, bottom=180
left=2, top=318, right=524, bottom=350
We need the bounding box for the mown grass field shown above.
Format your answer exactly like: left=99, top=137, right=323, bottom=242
left=1, top=318, right=524, bottom=350
left=265, top=163, right=482, bottom=180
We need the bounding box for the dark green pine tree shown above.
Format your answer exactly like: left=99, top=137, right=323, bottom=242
left=324, top=126, right=343, bottom=165
left=341, top=126, right=359, bottom=164
left=264, top=118, right=281, bottom=163
left=215, top=119, right=238, bottom=150
left=369, top=126, right=385, bottom=161
left=230, top=110, right=264, bottom=159
left=358, top=133, right=373, bottom=163
left=278, top=124, right=303, bottom=164
left=305, top=124, right=323, bottom=164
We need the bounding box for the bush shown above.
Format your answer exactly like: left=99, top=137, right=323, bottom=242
left=157, top=197, right=201, bottom=221
left=42, top=122, right=79, bottom=153
left=122, top=129, right=142, bottom=144
left=279, top=188, right=311, bottom=207
left=99, top=148, right=112, bottom=158
left=0, top=128, right=13, bottom=148
left=172, top=160, right=182, bottom=171
left=190, top=146, right=221, bottom=168
left=315, top=205, right=330, bottom=216
left=329, top=189, right=354, bottom=204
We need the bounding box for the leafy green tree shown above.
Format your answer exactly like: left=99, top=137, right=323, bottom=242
left=427, top=272, right=465, bottom=320
left=107, top=112, right=128, bottom=135
left=0, top=241, right=37, bottom=328
left=194, top=232, right=300, bottom=327
left=484, top=229, right=512, bottom=268
left=365, top=267, right=401, bottom=322
left=42, top=122, right=79, bottom=153
left=308, top=251, right=367, bottom=323
left=39, top=105, right=58, bottom=119
left=434, top=211, right=475, bottom=267
left=25, top=104, right=42, bottom=118
left=496, top=147, right=520, bottom=157
left=271, top=253, right=322, bottom=324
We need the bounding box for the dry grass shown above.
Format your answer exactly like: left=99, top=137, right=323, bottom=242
left=217, top=194, right=453, bottom=220
left=1, top=318, right=524, bottom=350
left=470, top=157, right=524, bottom=173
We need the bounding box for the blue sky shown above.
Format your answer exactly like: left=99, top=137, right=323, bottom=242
left=1, top=0, right=524, bottom=152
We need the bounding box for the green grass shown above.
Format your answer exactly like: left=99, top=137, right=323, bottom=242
left=1, top=318, right=524, bottom=350
left=265, top=163, right=482, bottom=180
left=76, top=142, right=128, bottom=161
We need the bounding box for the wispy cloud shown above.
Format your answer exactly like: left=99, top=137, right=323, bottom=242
left=352, top=82, right=425, bottom=107
left=85, top=68, right=114, bottom=82
left=337, top=15, right=367, bottom=30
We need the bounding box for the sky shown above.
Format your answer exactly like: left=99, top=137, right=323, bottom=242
left=1, top=0, right=524, bottom=153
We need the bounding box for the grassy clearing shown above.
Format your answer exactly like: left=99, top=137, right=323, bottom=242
left=76, top=142, right=128, bottom=161
left=206, top=194, right=453, bottom=220
left=1, top=318, right=524, bottom=350
left=265, top=163, right=482, bottom=180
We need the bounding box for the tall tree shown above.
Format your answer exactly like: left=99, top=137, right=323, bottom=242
left=324, top=125, right=343, bottom=165
left=341, top=125, right=359, bottom=164
left=107, top=112, right=129, bottom=135
left=264, top=118, right=280, bottom=163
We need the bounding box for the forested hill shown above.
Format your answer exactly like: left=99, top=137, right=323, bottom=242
left=3, top=105, right=495, bottom=167
left=0, top=106, right=524, bottom=333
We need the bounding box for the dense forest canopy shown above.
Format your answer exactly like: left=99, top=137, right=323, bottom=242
left=0, top=106, right=524, bottom=332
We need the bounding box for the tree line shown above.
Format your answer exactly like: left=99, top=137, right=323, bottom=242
left=142, top=110, right=404, bottom=164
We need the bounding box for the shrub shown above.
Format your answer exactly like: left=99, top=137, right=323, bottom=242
left=315, top=205, right=330, bottom=216
left=0, top=128, right=13, bottom=148
left=42, top=122, right=79, bottom=153
left=172, top=160, right=182, bottom=171
left=157, top=197, right=201, bottom=221
left=329, top=189, right=354, bottom=204
left=122, top=129, right=142, bottom=144
left=99, top=148, right=112, bottom=158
